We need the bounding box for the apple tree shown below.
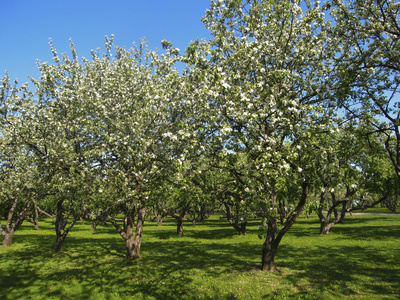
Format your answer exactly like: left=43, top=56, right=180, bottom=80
left=184, top=0, right=340, bottom=271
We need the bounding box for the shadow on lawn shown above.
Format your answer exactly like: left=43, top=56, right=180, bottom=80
left=0, top=221, right=261, bottom=300
left=277, top=243, right=400, bottom=298
left=1, top=215, right=399, bottom=299
left=288, top=215, right=400, bottom=239
left=278, top=215, right=400, bottom=298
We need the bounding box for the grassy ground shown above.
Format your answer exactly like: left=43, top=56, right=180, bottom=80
left=0, top=212, right=399, bottom=299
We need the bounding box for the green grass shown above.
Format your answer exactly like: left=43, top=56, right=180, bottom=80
left=353, top=206, right=398, bottom=214
left=1, top=213, right=399, bottom=299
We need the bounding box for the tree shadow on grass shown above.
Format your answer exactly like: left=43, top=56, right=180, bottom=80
left=273, top=215, right=400, bottom=298
left=2, top=216, right=399, bottom=299
left=148, top=217, right=251, bottom=241
left=1, top=231, right=261, bottom=299
left=1, top=217, right=262, bottom=299
left=287, top=215, right=400, bottom=240
left=276, top=243, right=400, bottom=299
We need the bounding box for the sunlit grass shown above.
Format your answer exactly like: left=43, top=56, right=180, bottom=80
left=1, top=213, right=399, bottom=299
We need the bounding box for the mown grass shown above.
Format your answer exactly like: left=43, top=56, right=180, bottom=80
left=0, top=213, right=399, bottom=299
left=354, top=206, right=398, bottom=214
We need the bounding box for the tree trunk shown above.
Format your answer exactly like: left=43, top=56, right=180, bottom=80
left=55, top=234, right=66, bottom=252
left=125, top=237, right=137, bottom=259
left=224, top=203, right=247, bottom=235
left=55, top=199, right=66, bottom=253
left=119, top=201, right=146, bottom=260
left=54, top=199, right=78, bottom=253
left=262, top=244, right=278, bottom=271
left=239, top=221, right=247, bottom=236
left=338, top=213, right=346, bottom=224
left=320, top=220, right=334, bottom=235
left=261, top=177, right=310, bottom=271
left=54, top=220, right=77, bottom=253
left=91, top=220, right=99, bottom=232
left=319, top=202, right=347, bottom=234
left=2, top=231, right=14, bottom=248
left=261, top=217, right=278, bottom=271
left=33, top=201, right=39, bottom=230
left=177, top=218, right=184, bottom=236
left=1, top=197, right=28, bottom=248
left=156, top=215, right=163, bottom=227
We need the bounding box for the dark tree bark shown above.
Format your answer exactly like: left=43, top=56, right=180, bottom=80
left=349, top=195, right=388, bottom=213
left=38, top=198, right=79, bottom=252
left=170, top=212, right=186, bottom=236
left=55, top=234, right=66, bottom=253
left=383, top=195, right=397, bottom=212
left=156, top=214, right=164, bottom=227
left=261, top=179, right=309, bottom=271
left=319, top=201, right=348, bottom=235
left=261, top=216, right=278, bottom=271
left=223, top=203, right=247, bottom=235
left=112, top=199, right=146, bottom=259
left=0, top=196, right=30, bottom=248
left=176, top=218, right=184, bottom=236
left=32, top=201, right=39, bottom=230
left=167, top=203, right=192, bottom=236
left=26, top=200, right=39, bottom=230
left=318, top=186, right=356, bottom=235
left=1, top=230, right=14, bottom=248
left=148, top=203, right=167, bottom=227
left=90, top=220, right=99, bottom=232
left=132, top=203, right=146, bottom=258
left=54, top=199, right=79, bottom=252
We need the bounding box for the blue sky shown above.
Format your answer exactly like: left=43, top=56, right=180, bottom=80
left=0, top=0, right=213, bottom=84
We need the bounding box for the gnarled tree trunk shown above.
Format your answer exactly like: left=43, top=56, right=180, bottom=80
left=28, top=200, right=39, bottom=230
left=0, top=196, right=28, bottom=248
left=318, top=188, right=355, bottom=235
left=156, top=214, right=164, bottom=227
left=261, top=217, right=278, bottom=271
left=1, top=230, right=15, bottom=248
left=224, top=203, right=247, bottom=236
left=54, top=198, right=79, bottom=253
left=320, top=219, right=335, bottom=235
left=113, top=199, right=146, bottom=259
left=168, top=204, right=192, bottom=236
left=261, top=178, right=309, bottom=271
left=91, top=220, right=99, bottom=232
left=176, top=218, right=184, bottom=236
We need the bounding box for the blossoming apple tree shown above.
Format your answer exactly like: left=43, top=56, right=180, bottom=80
left=78, top=37, right=195, bottom=259
left=184, top=0, right=340, bottom=271
left=0, top=75, right=39, bottom=247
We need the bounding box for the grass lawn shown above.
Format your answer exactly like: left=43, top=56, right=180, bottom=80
left=0, top=212, right=399, bottom=299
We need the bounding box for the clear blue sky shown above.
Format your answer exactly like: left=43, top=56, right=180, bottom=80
left=0, top=0, right=213, bottom=84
